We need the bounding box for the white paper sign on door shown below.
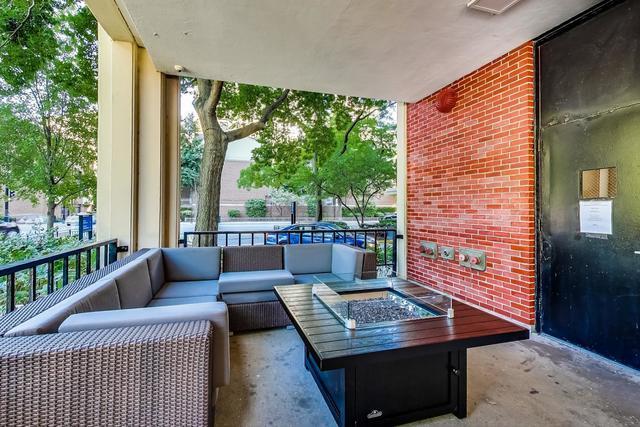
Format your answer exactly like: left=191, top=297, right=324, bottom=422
left=579, top=200, right=613, bottom=235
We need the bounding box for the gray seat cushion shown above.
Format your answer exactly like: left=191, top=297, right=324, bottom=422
left=284, top=243, right=332, bottom=275
left=218, top=269, right=294, bottom=294
left=154, top=280, right=219, bottom=299
left=221, top=290, right=279, bottom=304
left=144, top=248, right=165, bottom=294
left=58, top=302, right=230, bottom=387
left=4, top=278, right=120, bottom=337
left=293, top=273, right=346, bottom=284
left=162, top=247, right=221, bottom=281
left=114, top=259, right=154, bottom=309
left=147, top=296, right=217, bottom=307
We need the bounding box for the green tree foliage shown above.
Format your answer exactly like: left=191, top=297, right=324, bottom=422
left=186, top=80, right=292, bottom=234
left=244, top=198, right=267, bottom=218
left=304, top=195, right=317, bottom=218
left=180, top=113, right=203, bottom=190
left=325, top=115, right=396, bottom=227
left=239, top=100, right=396, bottom=225
left=186, top=75, right=393, bottom=230
left=238, top=96, right=394, bottom=220
left=0, top=0, right=97, bottom=229
left=319, top=138, right=395, bottom=227
left=267, top=188, right=301, bottom=217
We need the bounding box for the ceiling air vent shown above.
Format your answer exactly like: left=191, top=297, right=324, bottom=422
left=466, top=0, right=524, bottom=15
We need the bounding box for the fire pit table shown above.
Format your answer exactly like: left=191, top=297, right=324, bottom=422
left=275, top=277, right=529, bottom=426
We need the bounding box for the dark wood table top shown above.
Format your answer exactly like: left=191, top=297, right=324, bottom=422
left=275, top=280, right=529, bottom=370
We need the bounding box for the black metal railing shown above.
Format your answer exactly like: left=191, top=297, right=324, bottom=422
left=182, top=228, right=399, bottom=271
left=0, top=239, right=118, bottom=314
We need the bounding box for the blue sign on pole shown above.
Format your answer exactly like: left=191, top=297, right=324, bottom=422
left=78, top=214, right=93, bottom=241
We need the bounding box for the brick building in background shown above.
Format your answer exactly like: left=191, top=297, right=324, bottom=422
left=180, top=137, right=269, bottom=219
left=406, top=42, right=535, bottom=325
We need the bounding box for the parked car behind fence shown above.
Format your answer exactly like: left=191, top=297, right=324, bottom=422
left=266, top=222, right=374, bottom=247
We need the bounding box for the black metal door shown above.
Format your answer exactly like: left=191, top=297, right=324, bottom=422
left=538, top=0, right=640, bottom=370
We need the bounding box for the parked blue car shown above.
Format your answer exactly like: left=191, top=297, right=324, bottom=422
left=266, top=222, right=373, bottom=248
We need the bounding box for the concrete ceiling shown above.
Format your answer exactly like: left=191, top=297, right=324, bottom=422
left=115, top=0, right=599, bottom=102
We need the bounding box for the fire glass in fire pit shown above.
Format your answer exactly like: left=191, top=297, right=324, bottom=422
left=312, top=277, right=453, bottom=329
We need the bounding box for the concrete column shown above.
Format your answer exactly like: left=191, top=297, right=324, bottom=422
left=136, top=49, right=181, bottom=248
left=96, top=27, right=181, bottom=252
left=136, top=48, right=163, bottom=248
left=162, top=76, right=181, bottom=247
left=96, top=25, right=137, bottom=252
left=396, top=102, right=408, bottom=278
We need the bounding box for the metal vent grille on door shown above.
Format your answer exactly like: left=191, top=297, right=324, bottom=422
left=581, top=167, right=617, bottom=199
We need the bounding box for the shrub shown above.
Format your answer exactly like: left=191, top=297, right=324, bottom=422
left=306, top=201, right=317, bottom=218
left=245, top=199, right=267, bottom=218
left=346, top=205, right=383, bottom=218
left=377, top=207, right=396, bottom=215
left=228, top=209, right=241, bottom=218
left=0, top=229, right=90, bottom=309
left=0, top=228, right=82, bottom=266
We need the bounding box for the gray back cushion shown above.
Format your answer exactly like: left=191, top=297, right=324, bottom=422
left=284, top=243, right=332, bottom=275
left=145, top=248, right=165, bottom=294
left=114, top=260, right=153, bottom=309
left=222, top=246, right=283, bottom=272
left=162, top=247, right=221, bottom=281
left=4, top=278, right=120, bottom=337
left=331, top=244, right=362, bottom=277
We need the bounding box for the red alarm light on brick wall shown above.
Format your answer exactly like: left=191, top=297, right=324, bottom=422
left=435, top=88, right=458, bottom=113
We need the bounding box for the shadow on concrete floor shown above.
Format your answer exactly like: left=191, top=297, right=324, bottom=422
left=215, top=328, right=640, bottom=427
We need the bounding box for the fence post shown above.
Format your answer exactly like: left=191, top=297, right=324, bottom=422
left=290, top=201, right=297, bottom=225
left=5, top=274, right=15, bottom=313
left=392, top=231, right=398, bottom=275
left=108, top=241, right=118, bottom=264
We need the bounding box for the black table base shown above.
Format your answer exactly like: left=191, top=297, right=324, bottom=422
left=305, top=347, right=467, bottom=426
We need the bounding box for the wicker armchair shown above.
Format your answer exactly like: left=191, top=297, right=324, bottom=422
left=0, top=321, right=213, bottom=426
left=0, top=252, right=216, bottom=427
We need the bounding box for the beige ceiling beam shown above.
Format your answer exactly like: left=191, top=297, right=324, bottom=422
left=85, top=0, right=136, bottom=43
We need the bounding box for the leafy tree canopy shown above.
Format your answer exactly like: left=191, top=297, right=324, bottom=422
left=184, top=75, right=393, bottom=229
left=0, top=0, right=97, bottom=228
left=318, top=121, right=396, bottom=227
left=238, top=99, right=396, bottom=224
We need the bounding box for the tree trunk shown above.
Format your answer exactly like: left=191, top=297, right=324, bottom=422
left=316, top=191, right=323, bottom=222
left=194, top=124, right=227, bottom=246
left=46, top=199, right=56, bottom=230
left=191, top=79, right=289, bottom=244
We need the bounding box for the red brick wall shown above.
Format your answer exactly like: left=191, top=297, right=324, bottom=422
left=406, top=42, right=535, bottom=325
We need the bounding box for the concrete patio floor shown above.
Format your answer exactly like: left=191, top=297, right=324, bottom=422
left=216, top=328, right=640, bottom=427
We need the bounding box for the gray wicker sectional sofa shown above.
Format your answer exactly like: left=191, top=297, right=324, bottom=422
left=0, top=243, right=375, bottom=426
